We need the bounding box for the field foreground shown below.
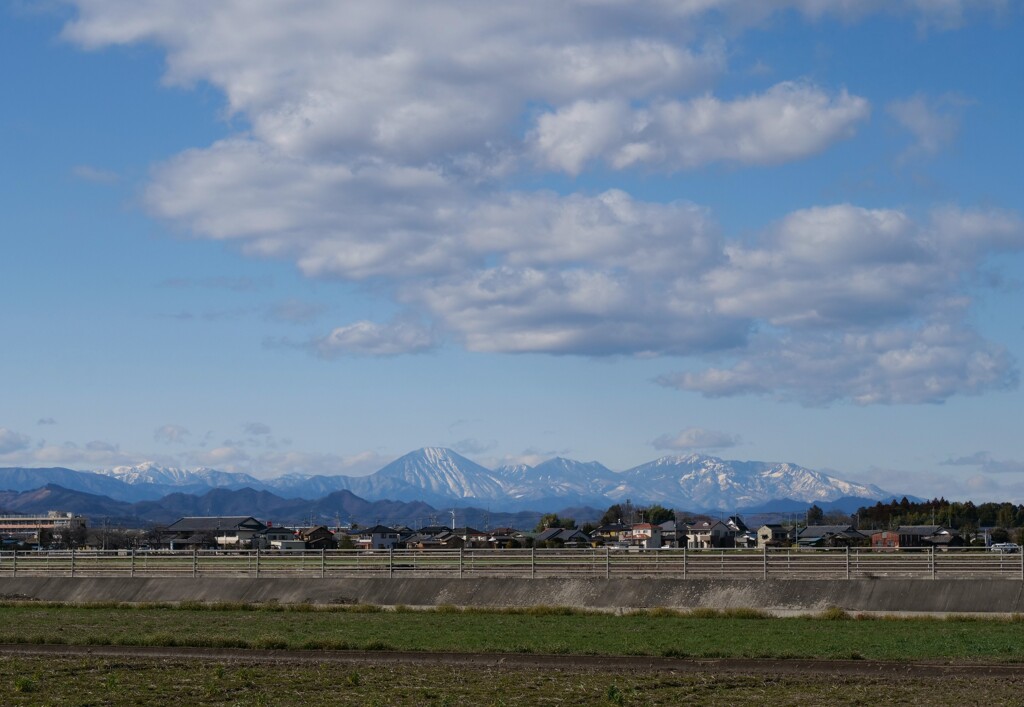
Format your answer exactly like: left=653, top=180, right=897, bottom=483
left=3, top=604, right=1024, bottom=704
left=3, top=648, right=1024, bottom=706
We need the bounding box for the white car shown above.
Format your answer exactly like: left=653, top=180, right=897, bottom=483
left=990, top=543, right=1019, bottom=553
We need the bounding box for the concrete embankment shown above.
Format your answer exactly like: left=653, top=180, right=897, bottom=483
left=1, top=577, right=1022, bottom=614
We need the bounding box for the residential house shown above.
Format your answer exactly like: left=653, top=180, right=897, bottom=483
left=451, top=527, right=491, bottom=548
left=757, top=524, right=790, bottom=548
left=164, top=516, right=268, bottom=549
left=872, top=526, right=963, bottom=550
left=620, top=523, right=662, bottom=549
left=725, top=516, right=756, bottom=548
left=535, top=527, right=592, bottom=548
left=357, top=525, right=400, bottom=550
left=590, top=522, right=630, bottom=545
left=687, top=520, right=731, bottom=549
left=297, top=525, right=335, bottom=550
left=658, top=520, right=680, bottom=547
left=798, top=525, right=868, bottom=547
left=262, top=526, right=301, bottom=550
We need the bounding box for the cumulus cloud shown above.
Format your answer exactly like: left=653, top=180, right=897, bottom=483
left=531, top=82, right=869, bottom=174
left=652, top=427, right=741, bottom=451
left=57, top=1, right=1022, bottom=404
left=659, top=317, right=1018, bottom=405
left=0, top=428, right=32, bottom=455
left=154, top=424, right=190, bottom=445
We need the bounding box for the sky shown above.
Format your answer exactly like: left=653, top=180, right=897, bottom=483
left=1, top=1, right=1023, bottom=502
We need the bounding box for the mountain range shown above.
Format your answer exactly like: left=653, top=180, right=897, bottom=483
left=0, top=447, right=894, bottom=513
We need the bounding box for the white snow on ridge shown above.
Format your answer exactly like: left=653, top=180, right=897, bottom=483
left=90, top=450, right=892, bottom=510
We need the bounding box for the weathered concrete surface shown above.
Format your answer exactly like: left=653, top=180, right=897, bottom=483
left=1, top=577, right=1023, bottom=613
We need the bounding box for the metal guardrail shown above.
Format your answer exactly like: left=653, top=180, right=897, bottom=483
left=0, top=547, right=1022, bottom=580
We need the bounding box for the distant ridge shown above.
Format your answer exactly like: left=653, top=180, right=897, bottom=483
left=1, top=447, right=896, bottom=513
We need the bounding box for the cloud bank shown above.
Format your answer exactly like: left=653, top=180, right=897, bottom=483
left=60, top=1, right=1022, bottom=405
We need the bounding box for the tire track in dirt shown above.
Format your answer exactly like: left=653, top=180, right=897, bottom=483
left=2, top=643, right=1022, bottom=678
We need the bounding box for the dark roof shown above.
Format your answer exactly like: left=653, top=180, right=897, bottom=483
left=536, top=527, right=590, bottom=543
left=166, top=516, right=266, bottom=533
left=361, top=525, right=399, bottom=534
left=452, top=527, right=487, bottom=537
left=798, top=525, right=863, bottom=539
left=418, top=525, right=452, bottom=536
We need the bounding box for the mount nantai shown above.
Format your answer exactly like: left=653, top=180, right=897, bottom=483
left=1, top=447, right=893, bottom=512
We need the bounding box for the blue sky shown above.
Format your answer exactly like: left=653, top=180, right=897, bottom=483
left=2, top=1, right=1023, bottom=502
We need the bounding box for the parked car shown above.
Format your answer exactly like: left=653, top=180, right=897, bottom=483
left=990, top=543, right=1020, bottom=553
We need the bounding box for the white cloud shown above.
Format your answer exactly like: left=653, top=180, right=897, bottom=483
left=652, top=427, right=740, bottom=451
left=531, top=82, right=869, bottom=174
left=57, top=1, right=1023, bottom=404
left=313, top=320, right=437, bottom=357
left=71, top=164, right=119, bottom=183
left=940, top=452, right=1024, bottom=474
left=244, top=422, right=272, bottom=437
left=4, top=441, right=140, bottom=468
left=658, top=317, right=1018, bottom=405
left=0, top=428, right=32, bottom=455
left=888, top=93, right=968, bottom=160
left=154, top=424, right=190, bottom=445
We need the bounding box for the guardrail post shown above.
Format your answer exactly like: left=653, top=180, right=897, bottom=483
left=321, top=547, right=326, bottom=578
left=131, top=549, right=136, bottom=578
left=192, top=548, right=198, bottom=578
left=11, top=551, right=16, bottom=577
left=71, top=548, right=75, bottom=578
left=845, top=545, right=850, bottom=580
left=763, top=545, right=768, bottom=580
left=531, top=546, right=535, bottom=578
left=605, top=545, right=610, bottom=579
left=682, top=544, right=687, bottom=580
left=255, top=547, right=260, bottom=578
left=1020, top=548, right=1023, bottom=582
left=389, top=546, right=394, bottom=578
left=459, top=547, right=464, bottom=578
left=930, top=546, right=936, bottom=580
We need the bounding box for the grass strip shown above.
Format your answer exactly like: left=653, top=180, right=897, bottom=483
left=1, top=603, right=1024, bottom=662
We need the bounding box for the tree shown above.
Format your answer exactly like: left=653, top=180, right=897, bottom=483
left=598, top=504, right=624, bottom=526
left=643, top=505, right=674, bottom=525
left=807, top=504, right=824, bottom=525
left=534, top=514, right=575, bottom=532
left=990, top=527, right=1010, bottom=544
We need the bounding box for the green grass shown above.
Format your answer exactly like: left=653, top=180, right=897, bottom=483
left=1, top=655, right=1023, bottom=706
left=1, top=602, right=1024, bottom=662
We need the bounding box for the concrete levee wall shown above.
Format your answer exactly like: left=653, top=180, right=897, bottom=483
left=1, top=577, right=1023, bottom=614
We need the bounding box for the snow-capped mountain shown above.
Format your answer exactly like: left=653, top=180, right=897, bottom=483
left=344, top=447, right=506, bottom=505
left=6, top=447, right=896, bottom=512
left=616, top=454, right=889, bottom=510
left=100, top=462, right=263, bottom=489
left=495, top=458, right=618, bottom=506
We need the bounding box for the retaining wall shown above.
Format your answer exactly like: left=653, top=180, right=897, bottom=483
left=1, top=577, right=1022, bottom=614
